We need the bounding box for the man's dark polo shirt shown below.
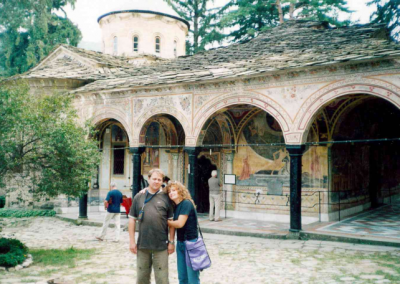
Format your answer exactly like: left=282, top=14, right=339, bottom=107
left=129, top=190, right=174, bottom=251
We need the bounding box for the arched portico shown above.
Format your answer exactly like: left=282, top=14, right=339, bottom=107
left=90, top=107, right=133, bottom=143
left=80, top=116, right=132, bottom=219
left=133, top=107, right=190, bottom=147
left=192, top=92, right=291, bottom=144
left=192, top=99, right=294, bottom=221
left=131, top=112, right=186, bottom=196
left=295, top=79, right=400, bottom=144
left=300, top=80, right=400, bottom=223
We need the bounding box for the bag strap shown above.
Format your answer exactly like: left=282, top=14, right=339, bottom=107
left=184, top=202, right=203, bottom=240
left=141, top=190, right=159, bottom=210
left=193, top=207, right=204, bottom=239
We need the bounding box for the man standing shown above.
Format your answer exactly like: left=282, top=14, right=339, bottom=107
left=208, top=170, right=222, bottom=222
left=129, top=168, right=175, bottom=284
left=96, top=182, right=123, bottom=242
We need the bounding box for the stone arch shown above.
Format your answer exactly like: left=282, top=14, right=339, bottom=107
left=133, top=107, right=190, bottom=146
left=198, top=113, right=236, bottom=147
left=193, top=91, right=291, bottom=145
left=295, top=78, right=400, bottom=143
left=139, top=116, right=180, bottom=145
left=90, top=106, right=132, bottom=142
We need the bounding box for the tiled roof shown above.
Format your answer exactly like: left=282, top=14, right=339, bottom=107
left=72, top=20, right=400, bottom=93
left=9, top=20, right=400, bottom=92
left=16, top=45, right=165, bottom=81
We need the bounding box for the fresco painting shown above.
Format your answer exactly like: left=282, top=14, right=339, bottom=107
left=111, top=125, right=127, bottom=142
left=234, top=111, right=328, bottom=191
left=144, top=122, right=161, bottom=168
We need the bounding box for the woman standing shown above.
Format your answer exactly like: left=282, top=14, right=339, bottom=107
left=166, top=181, right=200, bottom=284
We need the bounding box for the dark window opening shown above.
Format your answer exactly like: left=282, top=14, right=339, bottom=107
left=113, top=145, right=125, bottom=175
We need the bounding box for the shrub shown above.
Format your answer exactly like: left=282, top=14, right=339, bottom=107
left=0, top=209, right=56, bottom=218
left=0, top=196, right=5, bottom=208
left=0, top=238, right=28, bottom=267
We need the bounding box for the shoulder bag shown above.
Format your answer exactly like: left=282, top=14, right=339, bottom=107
left=184, top=209, right=211, bottom=271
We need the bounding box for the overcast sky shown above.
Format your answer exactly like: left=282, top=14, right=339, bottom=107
left=64, top=0, right=376, bottom=45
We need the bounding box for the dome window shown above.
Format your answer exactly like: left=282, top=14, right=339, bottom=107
left=133, top=36, right=139, bottom=52
left=155, top=36, right=161, bottom=53
left=174, top=40, right=177, bottom=57
left=113, top=36, right=118, bottom=55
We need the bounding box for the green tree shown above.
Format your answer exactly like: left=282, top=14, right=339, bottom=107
left=0, top=0, right=82, bottom=77
left=220, top=0, right=351, bottom=42
left=368, top=0, right=399, bottom=41
left=165, top=0, right=224, bottom=54
left=219, top=0, right=280, bottom=42
left=0, top=83, right=100, bottom=198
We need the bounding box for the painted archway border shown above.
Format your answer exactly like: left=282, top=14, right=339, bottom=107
left=133, top=106, right=190, bottom=147
left=90, top=106, right=132, bottom=142
left=295, top=78, right=400, bottom=144
left=192, top=91, right=291, bottom=145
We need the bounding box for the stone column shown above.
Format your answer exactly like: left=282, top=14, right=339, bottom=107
left=130, top=147, right=145, bottom=197
left=327, top=144, right=333, bottom=216
left=171, top=152, right=180, bottom=182
left=184, top=147, right=199, bottom=205
left=286, top=145, right=306, bottom=232
left=225, top=152, right=235, bottom=207
left=78, top=193, right=88, bottom=219
left=99, top=129, right=111, bottom=191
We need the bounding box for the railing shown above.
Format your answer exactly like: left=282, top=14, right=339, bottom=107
left=222, top=188, right=399, bottom=222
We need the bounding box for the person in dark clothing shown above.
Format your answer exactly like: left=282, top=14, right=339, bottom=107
left=129, top=169, right=175, bottom=284
left=166, top=181, right=200, bottom=284
left=96, top=182, right=123, bottom=242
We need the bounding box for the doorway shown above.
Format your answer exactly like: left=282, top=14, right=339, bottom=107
left=197, top=156, right=217, bottom=213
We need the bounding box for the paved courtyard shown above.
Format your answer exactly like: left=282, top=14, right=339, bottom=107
left=1, top=217, right=400, bottom=284
left=317, top=203, right=400, bottom=240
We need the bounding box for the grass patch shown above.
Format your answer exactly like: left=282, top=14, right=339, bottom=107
left=30, top=247, right=96, bottom=268
left=0, top=209, right=56, bottom=218
left=37, top=268, right=60, bottom=277
left=290, top=258, right=301, bottom=265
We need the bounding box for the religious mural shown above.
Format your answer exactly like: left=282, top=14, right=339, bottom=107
left=144, top=122, right=162, bottom=168
left=141, top=116, right=183, bottom=179
left=234, top=111, right=328, bottom=193
left=111, top=125, right=127, bottom=142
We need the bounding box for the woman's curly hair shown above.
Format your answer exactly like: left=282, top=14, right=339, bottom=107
left=164, top=181, right=196, bottom=207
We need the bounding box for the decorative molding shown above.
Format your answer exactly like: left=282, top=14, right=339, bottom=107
left=294, top=78, right=400, bottom=143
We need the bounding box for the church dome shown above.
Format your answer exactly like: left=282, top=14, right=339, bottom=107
left=98, top=10, right=189, bottom=59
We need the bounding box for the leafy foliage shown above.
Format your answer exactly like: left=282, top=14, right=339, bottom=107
left=219, top=0, right=351, bottom=42
left=369, top=0, right=400, bottom=41
left=165, top=0, right=225, bottom=54
left=0, top=83, right=101, bottom=199
left=0, top=209, right=56, bottom=218
left=0, top=238, right=28, bottom=268
left=0, top=0, right=82, bottom=77
left=0, top=196, right=4, bottom=208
